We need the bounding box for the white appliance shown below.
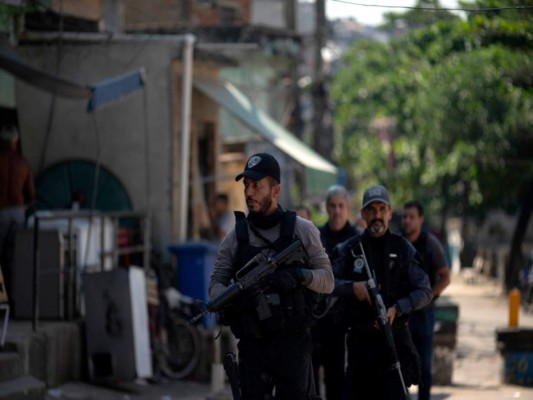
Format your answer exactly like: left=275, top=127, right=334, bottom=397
left=28, top=210, right=114, bottom=271
left=83, top=266, right=152, bottom=381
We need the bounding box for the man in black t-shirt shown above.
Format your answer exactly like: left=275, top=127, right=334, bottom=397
left=402, top=200, right=451, bottom=400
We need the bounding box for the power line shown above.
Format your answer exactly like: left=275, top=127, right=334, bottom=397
left=331, top=1, right=533, bottom=12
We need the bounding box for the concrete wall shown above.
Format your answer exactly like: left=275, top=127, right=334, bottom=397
left=251, top=0, right=284, bottom=29
left=15, top=40, right=180, bottom=257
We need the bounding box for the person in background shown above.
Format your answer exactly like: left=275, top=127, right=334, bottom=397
left=295, top=205, right=312, bottom=221
left=0, top=125, right=35, bottom=301
left=402, top=200, right=451, bottom=400
left=209, top=153, right=333, bottom=399
left=210, top=193, right=235, bottom=241
left=69, top=189, right=86, bottom=210
left=312, top=185, right=362, bottom=400
left=332, top=185, right=432, bottom=399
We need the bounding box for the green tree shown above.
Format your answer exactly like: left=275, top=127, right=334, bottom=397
left=331, top=0, right=533, bottom=286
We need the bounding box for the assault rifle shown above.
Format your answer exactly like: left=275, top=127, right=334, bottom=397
left=357, top=242, right=411, bottom=400
left=188, top=239, right=307, bottom=326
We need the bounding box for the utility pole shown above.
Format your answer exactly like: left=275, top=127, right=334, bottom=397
left=284, top=0, right=303, bottom=139
left=313, top=0, right=333, bottom=161
left=284, top=0, right=306, bottom=197
left=285, top=0, right=296, bottom=30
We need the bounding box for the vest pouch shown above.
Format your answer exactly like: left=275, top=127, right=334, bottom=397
left=260, top=288, right=314, bottom=334
left=229, top=310, right=263, bottom=339
left=260, top=301, right=286, bottom=333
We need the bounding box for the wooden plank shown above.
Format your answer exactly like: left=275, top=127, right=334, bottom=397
left=0, top=266, right=8, bottom=304
left=50, top=0, right=102, bottom=21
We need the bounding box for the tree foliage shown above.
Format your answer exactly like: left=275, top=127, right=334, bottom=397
left=331, top=0, right=533, bottom=223
left=381, top=0, right=459, bottom=31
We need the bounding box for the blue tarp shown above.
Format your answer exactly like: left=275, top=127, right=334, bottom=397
left=87, top=69, right=145, bottom=112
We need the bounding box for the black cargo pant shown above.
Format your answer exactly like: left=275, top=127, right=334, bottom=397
left=344, top=327, right=420, bottom=400
left=238, top=330, right=318, bottom=400
left=311, top=315, right=346, bottom=400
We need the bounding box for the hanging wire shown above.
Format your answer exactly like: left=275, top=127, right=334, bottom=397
left=331, top=1, right=533, bottom=12
left=141, top=69, right=151, bottom=211
left=37, top=0, right=64, bottom=174
left=80, top=112, right=103, bottom=273
left=89, top=113, right=102, bottom=212
left=141, top=81, right=152, bottom=270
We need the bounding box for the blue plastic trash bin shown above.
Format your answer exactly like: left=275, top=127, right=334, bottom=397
left=168, top=241, right=219, bottom=329
left=496, top=328, right=533, bottom=387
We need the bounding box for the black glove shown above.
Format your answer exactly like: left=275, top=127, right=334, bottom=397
left=270, top=269, right=298, bottom=292
left=290, top=267, right=313, bottom=286
left=270, top=267, right=313, bottom=292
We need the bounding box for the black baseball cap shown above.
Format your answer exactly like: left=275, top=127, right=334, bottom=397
left=235, top=153, right=281, bottom=183
left=362, top=185, right=391, bottom=208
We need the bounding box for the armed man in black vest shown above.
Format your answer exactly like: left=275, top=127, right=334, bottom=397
left=209, top=153, right=334, bottom=400
left=331, top=185, right=432, bottom=399
left=402, top=200, right=451, bottom=400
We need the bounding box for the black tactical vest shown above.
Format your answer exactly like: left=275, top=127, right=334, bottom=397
left=228, top=210, right=318, bottom=338
left=339, top=231, right=413, bottom=330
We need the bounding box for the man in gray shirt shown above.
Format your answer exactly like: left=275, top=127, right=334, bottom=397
left=209, top=153, right=333, bottom=400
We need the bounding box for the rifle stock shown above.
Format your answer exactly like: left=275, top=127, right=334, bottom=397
left=358, top=242, right=411, bottom=400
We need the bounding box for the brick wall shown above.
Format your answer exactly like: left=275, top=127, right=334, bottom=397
left=124, top=0, right=250, bottom=31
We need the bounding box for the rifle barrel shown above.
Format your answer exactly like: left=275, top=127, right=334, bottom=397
left=357, top=242, right=411, bottom=400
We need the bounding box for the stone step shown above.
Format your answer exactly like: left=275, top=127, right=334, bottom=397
left=0, top=375, right=45, bottom=400
left=0, top=352, right=23, bottom=383
left=5, top=321, right=82, bottom=387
